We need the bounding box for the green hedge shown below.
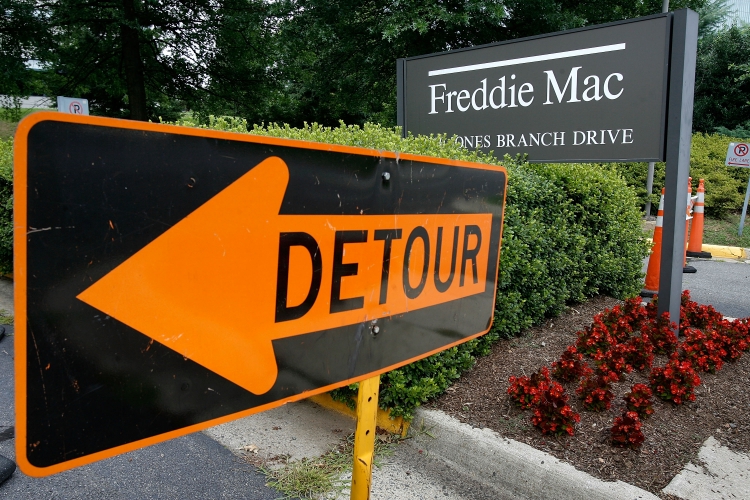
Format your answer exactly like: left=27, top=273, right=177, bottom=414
left=609, top=132, right=750, bottom=218
left=4, top=116, right=650, bottom=419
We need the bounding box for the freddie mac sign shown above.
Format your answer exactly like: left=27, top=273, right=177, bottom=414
left=398, top=14, right=671, bottom=163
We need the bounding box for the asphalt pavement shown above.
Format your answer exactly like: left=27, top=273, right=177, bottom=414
left=682, top=257, right=750, bottom=319
left=0, top=329, right=279, bottom=500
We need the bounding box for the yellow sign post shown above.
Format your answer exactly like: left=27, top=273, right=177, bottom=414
left=350, top=375, right=380, bottom=499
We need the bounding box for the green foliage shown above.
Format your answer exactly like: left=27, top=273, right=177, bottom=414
left=606, top=161, right=666, bottom=216
left=0, top=139, right=12, bottom=275
left=610, top=133, right=748, bottom=218
left=714, top=121, right=750, bottom=139
left=5, top=0, right=710, bottom=128
left=695, top=25, right=750, bottom=134
left=697, top=0, right=736, bottom=38
left=689, top=133, right=748, bottom=215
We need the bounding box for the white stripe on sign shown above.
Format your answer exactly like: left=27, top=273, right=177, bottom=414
left=427, top=43, right=627, bottom=77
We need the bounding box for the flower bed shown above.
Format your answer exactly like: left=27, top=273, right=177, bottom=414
left=432, top=295, right=750, bottom=494
left=504, top=292, right=750, bottom=446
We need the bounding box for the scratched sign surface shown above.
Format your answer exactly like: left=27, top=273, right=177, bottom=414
left=14, top=113, right=507, bottom=475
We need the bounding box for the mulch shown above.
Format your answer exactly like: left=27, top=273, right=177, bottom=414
left=429, top=296, right=750, bottom=497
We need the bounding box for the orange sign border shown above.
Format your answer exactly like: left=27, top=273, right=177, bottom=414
left=14, top=111, right=508, bottom=477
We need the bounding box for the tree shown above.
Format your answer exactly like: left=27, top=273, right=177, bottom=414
left=0, top=0, right=48, bottom=117
left=195, top=0, right=284, bottom=122
left=270, top=0, right=707, bottom=128
left=6, top=0, right=279, bottom=122
left=694, top=25, right=750, bottom=132
left=697, top=0, right=736, bottom=37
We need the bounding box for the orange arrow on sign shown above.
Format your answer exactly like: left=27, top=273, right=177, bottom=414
left=78, top=157, right=493, bottom=395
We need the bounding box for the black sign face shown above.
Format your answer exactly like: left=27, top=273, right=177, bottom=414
left=399, top=15, right=671, bottom=162
left=14, top=113, right=507, bottom=475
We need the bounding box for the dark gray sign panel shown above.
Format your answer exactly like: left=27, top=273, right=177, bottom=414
left=399, top=15, right=671, bottom=162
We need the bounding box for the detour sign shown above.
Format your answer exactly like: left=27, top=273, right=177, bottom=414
left=15, top=113, right=507, bottom=475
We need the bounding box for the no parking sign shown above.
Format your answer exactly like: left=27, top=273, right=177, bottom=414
left=725, top=142, right=750, bottom=168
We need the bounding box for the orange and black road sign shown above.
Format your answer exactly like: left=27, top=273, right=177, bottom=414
left=14, top=112, right=507, bottom=476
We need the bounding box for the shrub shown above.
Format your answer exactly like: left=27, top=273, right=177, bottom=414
left=608, top=133, right=749, bottom=217
left=577, top=375, right=615, bottom=412
left=650, top=356, right=702, bottom=405
left=526, top=162, right=649, bottom=299
left=508, top=366, right=551, bottom=410
left=551, top=346, right=592, bottom=383
left=611, top=411, right=645, bottom=449
left=623, top=384, right=654, bottom=419
left=530, top=381, right=580, bottom=436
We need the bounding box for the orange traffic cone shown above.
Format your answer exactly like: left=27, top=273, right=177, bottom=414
left=687, top=178, right=712, bottom=258
left=683, top=178, right=697, bottom=273
left=642, top=188, right=665, bottom=297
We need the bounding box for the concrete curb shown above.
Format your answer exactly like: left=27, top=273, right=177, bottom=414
left=700, top=243, right=748, bottom=260
left=407, top=408, right=659, bottom=500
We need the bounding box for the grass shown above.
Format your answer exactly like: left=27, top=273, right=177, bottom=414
left=0, top=108, right=55, bottom=139
left=702, top=213, right=750, bottom=248
left=0, top=121, right=17, bottom=140
left=0, top=310, right=12, bottom=325
left=259, top=432, right=396, bottom=500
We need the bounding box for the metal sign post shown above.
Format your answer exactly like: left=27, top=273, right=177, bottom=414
left=740, top=174, right=750, bottom=237
left=657, top=9, right=698, bottom=326
left=351, top=375, right=380, bottom=500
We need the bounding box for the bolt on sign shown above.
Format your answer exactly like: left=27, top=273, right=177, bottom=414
left=14, top=113, right=507, bottom=475
left=398, top=13, right=672, bottom=163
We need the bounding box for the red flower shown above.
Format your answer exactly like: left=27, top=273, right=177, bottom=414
left=650, top=355, right=701, bottom=404
left=623, top=384, right=654, bottom=418
left=577, top=375, right=614, bottom=412
left=552, top=345, right=592, bottom=383
left=508, top=366, right=551, bottom=409
left=530, top=381, right=580, bottom=436
left=611, top=411, right=645, bottom=448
